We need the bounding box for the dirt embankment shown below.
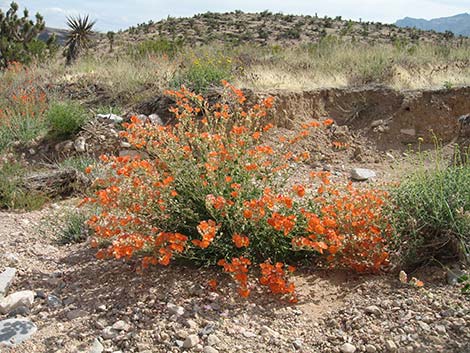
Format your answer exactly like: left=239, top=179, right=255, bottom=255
left=138, top=86, right=470, bottom=151
left=266, top=86, right=470, bottom=150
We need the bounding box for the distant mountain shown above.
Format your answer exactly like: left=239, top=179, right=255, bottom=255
left=38, top=27, right=69, bottom=45
left=395, top=13, right=470, bottom=36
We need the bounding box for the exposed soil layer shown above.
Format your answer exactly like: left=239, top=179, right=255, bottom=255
left=138, top=86, right=470, bottom=151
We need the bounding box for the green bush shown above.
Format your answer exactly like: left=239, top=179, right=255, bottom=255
left=390, top=155, right=470, bottom=266
left=171, top=54, right=233, bottom=93
left=129, top=38, right=183, bottom=58
left=46, top=101, right=89, bottom=138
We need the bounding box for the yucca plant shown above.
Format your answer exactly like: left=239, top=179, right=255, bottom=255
left=65, top=15, right=95, bottom=65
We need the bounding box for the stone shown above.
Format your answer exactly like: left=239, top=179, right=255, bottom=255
left=371, top=119, right=384, bottom=127
left=112, top=320, right=130, bottom=331
left=365, top=305, right=382, bottom=316
left=340, top=343, right=357, bottom=353
left=183, top=334, right=199, bottom=348
left=400, top=128, right=416, bottom=136
left=435, top=325, right=446, bottom=334
left=74, top=136, right=87, bottom=152
left=89, top=338, right=104, bottom=353
left=3, top=253, right=19, bottom=266
left=0, top=290, right=35, bottom=314
left=167, top=303, right=185, bottom=316
left=97, top=113, right=123, bottom=124
left=365, top=344, right=377, bottom=353
left=350, top=168, right=376, bottom=181
left=0, top=267, right=16, bottom=298
left=417, top=321, right=430, bottom=331
left=203, top=347, right=219, bottom=353
left=46, top=294, right=62, bottom=308
left=293, top=338, right=303, bottom=350
left=0, top=318, right=37, bottom=347
left=148, top=114, right=163, bottom=125
left=7, top=305, right=30, bottom=317
left=101, top=326, right=118, bottom=340
left=66, top=309, right=87, bottom=320
left=207, top=334, right=220, bottom=346
left=385, top=340, right=398, bottom=352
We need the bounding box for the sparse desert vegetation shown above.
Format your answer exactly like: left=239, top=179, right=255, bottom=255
left=0, top=3, right=469, bottom=353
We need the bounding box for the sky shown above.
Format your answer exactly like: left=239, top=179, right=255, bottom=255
left=1, top=0, right=469, bottom=31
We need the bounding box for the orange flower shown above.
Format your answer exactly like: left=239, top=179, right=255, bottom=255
left=232, top=233, right=250, bottom=248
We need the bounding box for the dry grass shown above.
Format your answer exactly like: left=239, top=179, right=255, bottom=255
left=2, top=40, right=469, bottom=110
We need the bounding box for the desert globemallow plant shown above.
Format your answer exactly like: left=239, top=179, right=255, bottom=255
left=81, top=82, right=392, bottom=301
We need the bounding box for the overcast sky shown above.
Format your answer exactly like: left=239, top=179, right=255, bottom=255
left=1, top=0, right=469, bottom=31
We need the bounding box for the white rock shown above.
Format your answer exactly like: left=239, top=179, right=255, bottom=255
left=400, top=128, right=416, bottom=136
left=365, top=344, right=377, bottom=353
left=0, top=290, right=35, bottom=314
left=365, top=305, right=382, bottom=316
left=97, top=113, right=123, bottom=123
left=0, top=318, right=37, bottom=346
left=340, top=343, right=357, bottom=353
left=350, top=168, right=376, bottom=181
left=74, top=137, right=87, bottom=152
left=112, top=320, right=130, bottom=331
left=0, top=267, right=16, bottom=298
left=89, top=338, right=104, bottom=353
left=203, top=347, right=219, bottom=353
left=385, top=340, right=398, bottom=352
left=148, top=114, right=163, bottom=125
left=101, top=326, right=118, bottom=340
left=183, top=334, right=199, bottom=348
left=207, top=334, right=221, bottom=346
left=167, top=303, right=185, bottom=316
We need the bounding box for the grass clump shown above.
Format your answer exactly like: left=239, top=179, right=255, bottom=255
left=46, top=101, right=89, bottom=138
left=390, top=149, right=470, bottom=266
left=172, top=53, right=234, bottom=93
left=57, top=211, right=90, bottom=244
left=0, top=160, right=49, bottom=210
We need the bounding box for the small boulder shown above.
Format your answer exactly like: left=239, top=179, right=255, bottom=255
left=183, top=334, right=199, bottom=348
left=0, top=318, right=37, bottom=347
left=0, top=290, right=35, bottom=314
left=350, top=168, right=376, bottom=181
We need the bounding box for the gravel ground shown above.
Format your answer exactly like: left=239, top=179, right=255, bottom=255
left=0, top=203, right=469, bottom=353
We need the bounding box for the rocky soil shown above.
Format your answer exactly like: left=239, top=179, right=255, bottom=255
left=0, top=204, right=469, bottom=353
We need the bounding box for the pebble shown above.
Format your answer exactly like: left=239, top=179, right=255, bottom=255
left=0, top=267, right=16, bottom=297
left=167, top=303, right=185, bottom=316
left=66, top=309, right=87, bottom=320
left=340, top=343, right=357, bottom=353
left=183, top=334, right=199, bottom=348
left=207, top=334, right=220, bottom=346
left=89, top=338, right=104, bottom=353
left=203, top=347, right=219, bottom=353
left=365, top=344, right=377, bottom=353
left=385, top=340, right=398, bottom=352
left=365, top=305, right=381, bottom=316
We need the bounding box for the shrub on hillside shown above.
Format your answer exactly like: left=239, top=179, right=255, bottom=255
left=0, top=62, right=48, bottom=151
left=82, top=83, right=392, bottom=301
left=171, top=55, right=234, bottom=93
left=46, top=101, right=89, bottom=138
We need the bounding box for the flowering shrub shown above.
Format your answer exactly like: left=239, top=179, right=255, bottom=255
left=0, top=62, right=48, bottom=150
left=83, top=82, right=391, bottom=301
